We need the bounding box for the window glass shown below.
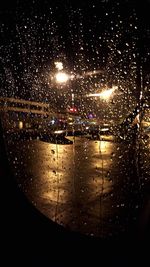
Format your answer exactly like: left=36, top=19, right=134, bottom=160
left=0, top=0, right=150, bottom=238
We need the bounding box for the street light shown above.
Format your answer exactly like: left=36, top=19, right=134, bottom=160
left=87, top=86, right=117, bottom=101
left=54, top=61, right=70, bottom=84
left=55, top=72, right=69, bottom=84
left=99, top=87, right=116, bottom=100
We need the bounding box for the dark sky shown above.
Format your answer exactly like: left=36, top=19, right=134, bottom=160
left=0, top=0, right=150, bottom=101
left=0, top=0, right=150, bottom=27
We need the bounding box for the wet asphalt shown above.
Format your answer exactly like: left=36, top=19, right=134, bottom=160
left=5, top=132, right=150, bottom=238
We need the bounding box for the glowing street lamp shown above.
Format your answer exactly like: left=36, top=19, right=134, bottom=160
left=54, top=61, right=70, bottom=84
left=87, top=86, right=117, bottom=101
left=99, top=88, right=115, bottom=100
left=55, top=72, right=69, bottom=83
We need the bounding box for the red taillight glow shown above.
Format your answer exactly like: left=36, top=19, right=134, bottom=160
left=69, top=108, right=77, bottom=112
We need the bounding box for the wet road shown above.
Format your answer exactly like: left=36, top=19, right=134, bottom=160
left=6, top=133, right=150, bottom=237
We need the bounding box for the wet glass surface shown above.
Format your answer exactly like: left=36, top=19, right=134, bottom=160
left=0, top=0, right=150, bottom=238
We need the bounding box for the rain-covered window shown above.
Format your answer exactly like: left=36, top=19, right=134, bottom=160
left=0, top=0, right=150, bottom=238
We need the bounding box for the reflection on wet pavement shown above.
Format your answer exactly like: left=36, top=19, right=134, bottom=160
left=6, top=135, right=149, bottom=237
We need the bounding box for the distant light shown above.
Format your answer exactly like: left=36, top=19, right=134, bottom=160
left=55, top=61, right=63, bottom=71
left=140, top=91, right=143, bottom=100
left=19, top=121, right=23, bottom=129
left=88, top=113, right=94, bottom=119
left=54, top=130, right=64, bottom=134
left=88, top=93, right=103, bottom=97
left=55, top=72, right=69, bottom=83
left=101, top=128, right=109, bottom=131
left=87, top=86, right=117, bottom=101
left=69, top=107, right=77, bottom=112
left=99, top=88, right=115, bottom=100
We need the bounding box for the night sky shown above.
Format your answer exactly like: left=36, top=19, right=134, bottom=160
left=0, top=0, right=150, bottom=117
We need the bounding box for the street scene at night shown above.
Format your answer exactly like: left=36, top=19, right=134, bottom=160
left=4, top=125, right=150, bottom=237
left=0, top=0, right=150, bottom=265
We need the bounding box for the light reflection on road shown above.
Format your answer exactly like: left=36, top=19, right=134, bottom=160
left=7, top=135, right=140, bottom=237
left=39, top=136, right=115, bottom=235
